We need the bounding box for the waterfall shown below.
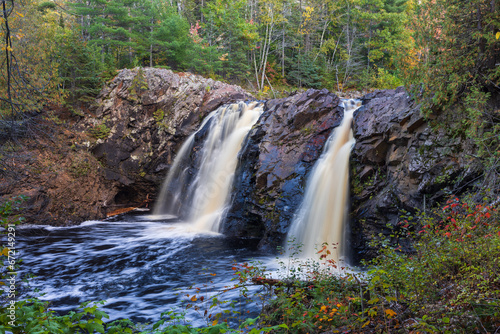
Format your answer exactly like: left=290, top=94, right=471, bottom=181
left=287, top=99, right=361, bottom=261
left=154, top=101, right=264, bottom=232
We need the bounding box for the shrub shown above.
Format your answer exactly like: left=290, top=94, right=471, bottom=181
left=90, top=124, right=110, bottom=139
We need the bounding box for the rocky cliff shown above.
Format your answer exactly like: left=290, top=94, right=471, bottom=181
left=79, top=68, right=251, bottom=212
left=0, top=68, right=251, bottom=224
left=2, top=68, right=482, bottom=262
left=349, top=88, right=480, bottom=261
left=224, top=89, right=344, bottom=250
left=225, top=87, right=480, bottom=260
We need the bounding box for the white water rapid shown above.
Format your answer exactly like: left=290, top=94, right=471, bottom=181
left=153, top=101, right=263, bottom=232
left=287, top=99, right=361, bottom=262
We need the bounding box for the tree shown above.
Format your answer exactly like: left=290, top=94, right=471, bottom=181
left=408, top=0, right=500, bottom=113
left=202, top=0, right=258, bottom=81
left=0, top=0, right=65, bottom=139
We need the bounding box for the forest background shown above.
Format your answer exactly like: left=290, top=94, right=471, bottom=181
left=0, top=0, right=497, bottom=114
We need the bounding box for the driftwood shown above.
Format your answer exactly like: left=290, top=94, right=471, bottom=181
left=106, top=195, right=152, bottom=217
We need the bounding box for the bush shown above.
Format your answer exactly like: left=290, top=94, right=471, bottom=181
left=256, top=196, right=500, bottom=333
left=90, top=124, right=110, bottom=139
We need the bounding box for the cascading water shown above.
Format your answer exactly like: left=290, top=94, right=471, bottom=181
left=154, top=101, right=263, bottom=232
left=287, top=99, right=361, bottom=261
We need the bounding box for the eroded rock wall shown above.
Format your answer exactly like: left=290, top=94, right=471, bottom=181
left=1, top=68, right=251, bottom=225
left=350, top=88, right=479, bottom=261
left=80, top=68, right=251, bottom=211
left=224, top=89, right=343, bottom=250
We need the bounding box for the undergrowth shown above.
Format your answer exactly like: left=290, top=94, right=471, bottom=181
left=257, top=195, right=500, bottom=333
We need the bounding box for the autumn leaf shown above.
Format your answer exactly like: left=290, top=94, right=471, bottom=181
left=385, top=309, right=397, bottom=317
left=496, top=32, right=500, bottom=39
left=190, top=296, right=197, bottom=302
left=212, top=319, right=218, bottom=326
left=1, top=247, right=9, bottom=256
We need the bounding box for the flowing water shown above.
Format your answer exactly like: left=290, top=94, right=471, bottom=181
left=16, top=215, right=268, bottom=325
left=287, top=99, right=361, bottom=261
left=154, top=102, right=264, bottom=232
left=15, top=99, right=361, bottom=326
left=16, top=102, right=268, bottom=325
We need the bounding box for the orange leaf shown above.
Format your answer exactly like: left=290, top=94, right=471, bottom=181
left=212, top=319, right=218, bottom=326
left=191, top=296, right=197, bottom=302
left=385, top=309, right=397, bottom=317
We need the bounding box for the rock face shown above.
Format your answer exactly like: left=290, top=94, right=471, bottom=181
left=0, top=120, right=118, bottom=225
left=0, top=68, right=251, bottom=225
left=225, top=87, right=480, bottom=260
left=80, top=68, right=251, bottom=211
left=350, top=87, right=479, bottom=261
left=2, top=67, right=481, bottom=261
left=224, top=89, right=343, bottom=250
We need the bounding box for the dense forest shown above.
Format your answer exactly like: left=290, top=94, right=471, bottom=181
left=1, top=0, right=500, bottom=333
left=0, top=0, right=497, bottom=102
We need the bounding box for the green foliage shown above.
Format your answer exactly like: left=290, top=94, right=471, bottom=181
left=90, top=124, right=111, bottom=139
left=367, top=196, right=500, bottom=333
left=406, top=0, right=500, bottom=114
left=37, top=1, right=56, bottom=12
left=153, top=109, right=165, bottom=123
left=287, top=54, right=322, bottom=89
left=246, top=197, right=500, bottom=333
left=56, top=29, right=108, bottom=104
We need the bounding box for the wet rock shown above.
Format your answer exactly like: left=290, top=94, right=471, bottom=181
left=224, top=89, right=343, bottom=250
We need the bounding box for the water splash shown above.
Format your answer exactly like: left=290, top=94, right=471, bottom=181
left=287, top=99, right=361, bottom=261
left=154, top=102, right=263, bottom=232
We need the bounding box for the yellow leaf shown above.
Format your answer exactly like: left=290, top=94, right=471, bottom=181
left=496, top=32, right=500, bottom=40
left=16, top=11, right=24, bottom=18
left=361, top=320, right=370, bottom=328
left=212, top=319, right=218, bottom=326
left=190, top=296, right=197, bottom=302
left=385, top=309, right=397, bottom=317
left=1, top=247, right=9, bottom=256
